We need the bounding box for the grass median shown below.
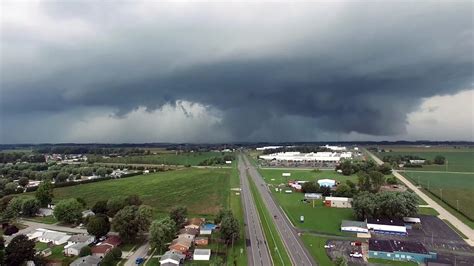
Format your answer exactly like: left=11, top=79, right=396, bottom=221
left=247, top=173, right=292, bottom=266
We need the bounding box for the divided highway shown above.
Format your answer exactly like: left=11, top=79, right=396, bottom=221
left=241, top=155, right=315, bottom=266
left=238, top=155, right=273, bottom=266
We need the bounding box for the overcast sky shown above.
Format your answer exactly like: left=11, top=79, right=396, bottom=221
left=1, top=1, right=473, bottom=143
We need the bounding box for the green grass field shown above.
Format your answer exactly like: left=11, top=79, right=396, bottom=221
left=226, top=164, right=247, bottom=265
left=48, top=168, right=231, bottom=216
left=403, top=171, right=474, bottom=221
left=248, top=173, right=292, bottom=266
left=259, top=169, right=357, bottom=235
left=94, top=151, right=233, bottom=166
left=301, top=235, right=334, bottom=266
left=378, top=150, right=474, bottom=172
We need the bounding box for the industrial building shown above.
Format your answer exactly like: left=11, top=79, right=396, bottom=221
left=323, top=197, right=353, bottom=208
left=259, top=151, right=352, bottom=163
left=368, top=239, right=437, bottom=263
left=367, top=218, right=407, bottom=235
left=340, top=220, right=369, bottom=233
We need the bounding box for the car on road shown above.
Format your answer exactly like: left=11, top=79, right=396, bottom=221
left=135, top=257, right=144, bottom=264
left=350, top=251, right=363, bottom=258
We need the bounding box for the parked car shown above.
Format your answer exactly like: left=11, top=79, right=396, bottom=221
left=135, top=257, right=144, bottom=264
left=351, top=241, right=362, bottom=246
left=324, top=244, right=335, bottom=249
left=350, top=252, right=363, bottom=258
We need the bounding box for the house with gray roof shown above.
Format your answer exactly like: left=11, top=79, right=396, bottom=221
left=70, top=255, right=101, bottom=266
left=159, top=250, right=185, bottom=265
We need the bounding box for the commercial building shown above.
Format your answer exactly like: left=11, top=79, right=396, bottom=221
left=324, top=197, right=353, bottom=208
left=369, top=239, right=437, bottom=263
left=259, top=151, right=352, bottom=163
left=341, top=220, right=369, bottom=233
left=367, top=218, right=407, bottom=235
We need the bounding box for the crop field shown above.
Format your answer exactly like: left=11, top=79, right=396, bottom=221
left=403, top=171, right=474, bottom=221
left=94, top=151, right=233, bottom=166
left=376, top=149, right=474, bottom=172
left=259, top=169, right=357, bottom=235
left=50, top=168, right=231, bottom=216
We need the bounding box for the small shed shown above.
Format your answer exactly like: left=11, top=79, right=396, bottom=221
left=193, top=249, right=211, bottom=261
left=195, top=237, right=209, bottom=246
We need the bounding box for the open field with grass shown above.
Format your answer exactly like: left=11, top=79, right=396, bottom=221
left=377, top=150, right=474, bottom=172
left=45, top=168, right=231, bottom=216
left=403, top=171, right=474, bottom=221
left=225, top=164, right=247, bottom=265
left=248, top=173, right=292, bottom=266
left=259, top=169, right=357, bottom=235
left=93, top=151, right=234, bottom=166
left=301, top=235, right=334, bottom=266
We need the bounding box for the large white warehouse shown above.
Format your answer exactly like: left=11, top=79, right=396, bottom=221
left=259, top=151, right=352, bottom=163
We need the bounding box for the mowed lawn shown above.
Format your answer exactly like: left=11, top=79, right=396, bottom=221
left=378, top=150, right=474, bottom=172
left=96, top=151, right=232, bottom=166
left=51, top=168, right=231, bottom=216
left=259, top=169, right=357, bottom=235
left=403, top=171, right=474, bottom=221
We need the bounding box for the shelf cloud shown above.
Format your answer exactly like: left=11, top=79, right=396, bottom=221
left=1, top=1, right=472, bottom=143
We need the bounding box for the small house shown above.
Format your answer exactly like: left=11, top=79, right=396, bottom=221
left=179, top=227, right=199, bottom=236
left=324, top=197, right=353, bottom=208
left=65, top=242, right=89, bottom=256
left=159, top=250, right=185, bottom=265
left=341, top=220, right=369, bottom=233
left=195, top=237, right=209, bottom=246
left=169, top=238, right=192, bottom=253
left=70, top=255, right=101, bottom=266
left=185, top=218, right=205, bottom=229
left=40, top=248, right=52, bottom=257
left=193, top=249, right=211, bottom=261
left=67, top=234, right=95, bottom=245
left=91, top=235, right=122, bottom=257
left=177, top=233, right=195, bottom=241
left=38, top=230, right=71, bottom=245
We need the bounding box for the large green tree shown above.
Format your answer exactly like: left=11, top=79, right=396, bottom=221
left=106, top=196, right=127, bottom=217
left=35, top=180, right=54, bottom=207
left=302, top=181, right=320, bottom=193
left=353, top=191, right=418, bottom=220
left=169, top=206, right=187, bottom=228
left=87, top=214, right=111, bottom=239
left=54, top=198, right=83, bottom=224
left=113, top=205, right=153, bottom=242
left=92, top=200, right=108, bottom=214
left=149, top=217, right=176, bottom=252
left=21, top=197, right=40, bottom=217
left=220, top=212, right=239, bottom=244
left=5, top=235, right=35, bottom=265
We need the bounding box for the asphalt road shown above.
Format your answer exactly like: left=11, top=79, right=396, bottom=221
left=238, top=155, right=273, bottom=266
left=364, top=149, right=474, bottom=247
left=125, top=241, right=150, bottom=266
left=242, top=155, right=316, bottom=266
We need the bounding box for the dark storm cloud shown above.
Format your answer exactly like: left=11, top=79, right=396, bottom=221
left=0, top=1, right=473, bottom=142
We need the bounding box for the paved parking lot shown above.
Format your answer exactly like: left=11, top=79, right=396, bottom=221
left=372, top=215, right=474, bottom=265
left=326, top=240, right=365, bottom=265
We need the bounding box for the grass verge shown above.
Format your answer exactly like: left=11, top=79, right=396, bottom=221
left=368, top=258, right=418, bottom=265
left=300, top=234, right=334, bottom=266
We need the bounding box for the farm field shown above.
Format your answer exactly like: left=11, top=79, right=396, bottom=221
left=377, top=150, right=474, bottom=172
left=93, top=151, right=234, bottom=166
left=259, top=169, right=357, bottom=235
left=48, top=168, right=231, bottom=216
left=403, top=171, right=474, bottom=222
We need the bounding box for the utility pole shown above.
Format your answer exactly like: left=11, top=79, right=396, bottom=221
left=457, top=199, right=459, bottom=211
